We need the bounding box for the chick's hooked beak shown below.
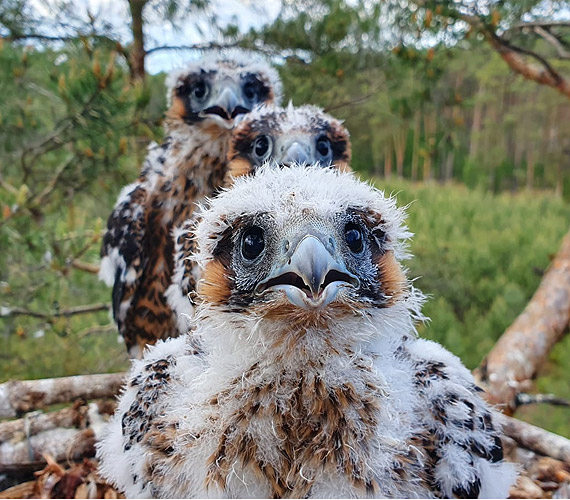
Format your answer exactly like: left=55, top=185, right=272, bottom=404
left=201, top=85, right=251, bottom=124
left=256, top=231, right=360, bottom=310
left=276, top=136, right=312, bottom=165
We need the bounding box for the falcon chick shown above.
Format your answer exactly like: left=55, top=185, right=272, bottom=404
left=98, top=165, right=516, bottom=499
left=167, top=103, right=352, bottom=333
left=99, top=52, right=281, bottom=358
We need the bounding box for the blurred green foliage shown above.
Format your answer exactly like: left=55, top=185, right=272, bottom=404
left=1, top=0, right=569, bottom=440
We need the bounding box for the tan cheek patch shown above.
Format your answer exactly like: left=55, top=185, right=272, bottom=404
left=376, top=250, right=407, bottom=305
left=228, top=158, right=253, bottom=180
left=198, top=260, right=232, bottom=305
left=166, top=96, right=186, bottom=121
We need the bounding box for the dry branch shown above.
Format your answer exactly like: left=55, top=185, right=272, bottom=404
left=499, top=414, right=570, bottom=464
left=0, top=427, right=96, bottom=472
left=515, top=393, right=570, bottom=408
left=0, top=373, right=125, bottom=419
left=533, top=26, right=570, bottom=60
left=0, top=302, right=110, bottom=320
left=69, top=259, right=101, bottom=274
left=0, top=403, right=89, bottom=443
left=475, top=230, right=570, bottom=412
left=488, top=34, right=570, bottom=99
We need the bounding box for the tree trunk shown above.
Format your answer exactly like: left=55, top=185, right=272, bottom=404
left=445, top=149, right=455, bottom=182
left=526, top=148, right=535, bottom=190
left=474, top=230, right=570, bottom=413
left=384, top=140, right=393, bottom=178
left=469, top=85, right=484, bottom=161
left=393, top=127, right=406, bottom=178
left=128, top=0, right=147, bottom=80
left=0, top=373, right=125, bottom=419
left=423, top=111, right=436, bottom=181
left=411, top=110, right=421, bottom=182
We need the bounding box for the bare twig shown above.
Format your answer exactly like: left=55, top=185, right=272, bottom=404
left=492, top=32, right=563, bottom=84
left=324, top=88, right=381, bottom=113
left=409, top=1, right=570, bottom=100
left=0, top=302, right=110, bottom=320
left=514, top=393, right=570, bottom=408
left=28, top=155, right=77, bottom=209
left=509, top=21, right=570, bottom=30
left=69, top=259, right=101, bottom=274
left=533, top=26, right=570, bottom=60
left=145, top=41, right=247, bottom=55
left=76, top=323, right=115, bottom=339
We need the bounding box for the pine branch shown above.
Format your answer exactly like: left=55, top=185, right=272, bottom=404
left=409, top=1, right=570, bottom=100
left=145, top=40, right=277, bottom=56
left=0, top=303, right=110, bottom=320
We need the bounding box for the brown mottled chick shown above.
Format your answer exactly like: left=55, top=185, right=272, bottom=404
left=167, top=103, right=352, bottom=333
left=99, top=51, right=282, bottom=358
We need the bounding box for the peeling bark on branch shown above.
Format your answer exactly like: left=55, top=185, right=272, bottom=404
left=0, top=373, right=125, bottom=419
left=475, top=230, right=570, bottom=412
left=0, top=427, right=96, bottom=472
left=499, top=414, right=570, bottom=464
left=488, top=35, right=570, bottom=99
left=0, top=405, right=87, bottom=443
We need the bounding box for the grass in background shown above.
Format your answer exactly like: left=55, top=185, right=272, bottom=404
left=377, top=179, right=570, bottom=437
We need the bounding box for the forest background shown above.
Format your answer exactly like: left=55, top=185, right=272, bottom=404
left=1, top=0, right=569, bottom=439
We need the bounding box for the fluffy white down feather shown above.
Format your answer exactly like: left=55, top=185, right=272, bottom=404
left=97, top=165, right=517, bottom=499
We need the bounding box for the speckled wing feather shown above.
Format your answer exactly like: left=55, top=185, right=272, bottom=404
left=100, top=142, right=169, bottom=356
left=403, top=338, right=514, bottom=498
left=165, top=219, right=198, bottom=334
left=97, top=334, right=205, bottom=498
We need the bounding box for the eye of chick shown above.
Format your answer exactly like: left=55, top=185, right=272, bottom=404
left=192, top=80, right=208, bottom=100
left=241, top=226, right=265, bottom=260
left=252, top=135, right=272, bottom=162
left=316, top=136, right=332, bottom=161
left=344, top=223, right=364, bottom=254
left=243, top=81, right=257, bottom=100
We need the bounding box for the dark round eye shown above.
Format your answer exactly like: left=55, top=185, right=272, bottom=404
left=252, top=135, right=272, bottom=162
left=192, top=80, right=208, bottom=100
left=241, top=226, right=265, bottom=260
left=316, top=136, right=332, bottom=161
left=243, top=81, right=257, bottom=101
left=345, top=223, right=364, bottom=254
